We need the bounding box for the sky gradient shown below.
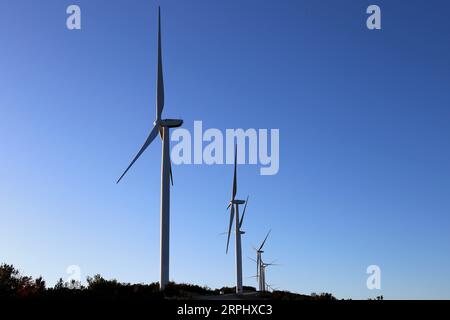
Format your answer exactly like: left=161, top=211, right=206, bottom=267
left=1, top=0, right=450, bottom=299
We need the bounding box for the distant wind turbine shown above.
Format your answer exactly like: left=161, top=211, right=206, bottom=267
left=116, top=7, right=182, bottom=291
left=260, top=259, right=278, bottom=292
left=252, top=230, right=275, bottom=292
left=225, top=145, right=248, bottom=294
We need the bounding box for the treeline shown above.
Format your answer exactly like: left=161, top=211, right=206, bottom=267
left=0, top=263, right=335, bottom=300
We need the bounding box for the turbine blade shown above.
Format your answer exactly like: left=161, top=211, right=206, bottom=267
left=156, top=6, right=164, bottom=121
left=226, top=204, right=235, bottom=254
left=232, top=144, right=237, bottom=199
left=116, top=125, right=159, bottom=184
left=257, top=255, right=260, bottom=278
left=226, top=203, right=231, bottom=210
left=239, top=195, right=249, bottom=229
left=159, top=127, right=173, bottom=185
left=259, top=229, right=271, bottom=251
left=169, top=154, right=173, bottom=186
left=248, top=257, right=257, bottom=263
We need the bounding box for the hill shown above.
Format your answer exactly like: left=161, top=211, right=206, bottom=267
left=0, top=263, right=335, bottom=301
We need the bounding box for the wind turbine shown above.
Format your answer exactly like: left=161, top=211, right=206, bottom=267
left=265, top=282, right=278, bottom=292
left=116, top=7, right=182, bottom=291
left=225, top=146, right=247, bottom=294
left=260, top=259, right=277, bottom=292
left=251, top=230, right=272, bottom=292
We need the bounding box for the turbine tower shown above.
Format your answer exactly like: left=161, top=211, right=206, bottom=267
left=226, top=146, right=248, bottom=294
left=116, top=7, right=182, bottom=291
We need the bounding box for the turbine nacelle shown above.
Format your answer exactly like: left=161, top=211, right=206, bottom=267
left=158, top=119, right=183, bottom=128
left=231, top=199, right=246, bottom=205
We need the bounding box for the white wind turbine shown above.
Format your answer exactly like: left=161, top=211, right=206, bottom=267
left=116, top=7, right=182, bottom=291
left=250, top=231, right=278, bottom=292
left=225, top=146, right=248, bottom=294
left=253, top=230, right=271, bottom=291
left=259, top=259, right=277, bottom=292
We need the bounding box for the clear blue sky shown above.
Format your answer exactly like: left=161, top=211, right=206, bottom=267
left=1, top=0, right=450, bottom=299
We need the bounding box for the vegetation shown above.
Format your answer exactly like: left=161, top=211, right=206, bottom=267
left=0, top=264, right=45, bottom=298
left=0, top=263, right=336, bottom=300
